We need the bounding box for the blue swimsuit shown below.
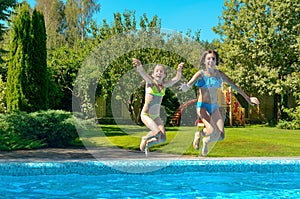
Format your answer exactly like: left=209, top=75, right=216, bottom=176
left=195, top=71, right=222, bottom=114
left=195, top=71, right=222, bottom=88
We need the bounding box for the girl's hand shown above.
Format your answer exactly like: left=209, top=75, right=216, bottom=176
left=249, top=97, right=260, bottom=105
left=179, top=83, right=189, bottom=92
left=132, top=58, right=142, bottom=67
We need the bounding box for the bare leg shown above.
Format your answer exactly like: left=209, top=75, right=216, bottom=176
left=146, top=119, right=166, bottom=148
left=140, top=115, right=164, bottom=151
left=196, top=108, right=225, bottom=156
left=197, top=108, right=224, bottom=139
left=193, top=131, right=200, bottom=150
left=193, top=120, right=204, bottom=150
left=197, top=108, right=216, bottom=136
left=141, top=114, right=161, bottom=138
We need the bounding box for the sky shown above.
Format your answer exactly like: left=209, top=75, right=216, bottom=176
left=25, top=0, right=224, bottom=42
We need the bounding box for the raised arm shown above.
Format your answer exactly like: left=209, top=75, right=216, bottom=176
left=179, top=70, right=202, bottom=92
left=163, top=62, right=184, bottom=87
left=219, top=70, right=259, bottom=105
left=132, top=58, right=153, bottom=84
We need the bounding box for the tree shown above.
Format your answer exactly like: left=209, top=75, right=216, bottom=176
left=6, top=3, right=48, bottom=112
left=214, top=0, right=300, bottom=122
left=6, top=3, right=32, bottom=112
left=29, top=9, right=48, bottom=111
left=80, top=11, right=203, bottom=123
left=0, top=0, right=16, bottom=64
left=64, top=0, right=100, bottom=47
left=48, top=11, right=162, bottom=113
left=47, top=45, right=90, bottom=111
left=35, top=0, right=65, bottom=50
left=78, top=0, right=100, bottom=41
left=0, top=74, right=6, bottom=113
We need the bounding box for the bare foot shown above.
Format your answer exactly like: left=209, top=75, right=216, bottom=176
left=202, top=137, right=208, bottom=156
left=144, top=143, right=149, bottom=157
left=147, top=137, right=158, bottom=148
left=140, top=137, right=147, bottom=152
left=193, top=131, right=201, bottom=150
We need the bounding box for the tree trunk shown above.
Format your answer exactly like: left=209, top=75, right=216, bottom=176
left=274, top=94, right=282, bottom=124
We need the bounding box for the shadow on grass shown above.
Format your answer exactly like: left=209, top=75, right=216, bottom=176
left=80, top=125, right=182, bottom=138
left=79, top=126, right=127, bottom=138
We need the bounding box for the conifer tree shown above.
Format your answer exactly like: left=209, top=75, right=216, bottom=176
left=28, top=9, right=48, bottom=111
left=0, top=0, right=16, bottom=64
left=6, top=3, right=32, bottom=112
left=6, top=3, right=48, bottom=112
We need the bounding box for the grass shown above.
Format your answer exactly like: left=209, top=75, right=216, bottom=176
left=78, top=124, right=300, bottom=157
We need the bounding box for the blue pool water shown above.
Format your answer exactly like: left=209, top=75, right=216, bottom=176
left=0, top=160, right=299, bottom=198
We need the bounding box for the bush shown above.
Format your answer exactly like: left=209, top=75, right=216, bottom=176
left=0, top=110, right=79, bottom=150
left=0, top=113, right=45, bottom=150
left=28, top=110, right=78, bottom=147
left=277, top=102, right=300, bottom=130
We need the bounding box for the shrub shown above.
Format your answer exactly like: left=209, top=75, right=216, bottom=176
left=0, top=113, right=44, bottom=150
left=277, top=102, right=300, bottom=130
left=28, top=110, right=78, bottom=147
left=0, top=110, right=79, bottom=150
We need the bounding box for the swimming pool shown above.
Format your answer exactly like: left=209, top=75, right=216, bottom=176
left=0, top=159, right=299, bottom=198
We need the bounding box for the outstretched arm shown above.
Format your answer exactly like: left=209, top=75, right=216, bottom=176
left=132, top=58, right=153, bottom=84
left=164, top=62, right=184, bottom=87
left=219, top=70, right=259, bottom=105
left=179, top=70, right=202, bottom=92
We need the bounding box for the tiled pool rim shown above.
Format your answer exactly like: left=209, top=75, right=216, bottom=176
left=1, top=159, right=300, bottom=175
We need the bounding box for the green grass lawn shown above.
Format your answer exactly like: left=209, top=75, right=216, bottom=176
left=78, top=125, right=300, bottom=157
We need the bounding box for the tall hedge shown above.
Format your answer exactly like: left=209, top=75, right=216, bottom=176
left=28, top=9, right=48, bottom=111
left=6, top=3, right=48, bottom=112
left=6, top=3, right=32, bottom=112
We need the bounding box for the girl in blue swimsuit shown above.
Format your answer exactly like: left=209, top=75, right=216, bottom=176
left=132, top=58, right=184, bottom=155
left=180, top=50, right=259, bottom=156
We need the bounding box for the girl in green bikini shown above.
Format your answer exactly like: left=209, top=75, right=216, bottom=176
left=180, top=50, right=259, bottom=156
left=132, top=58, right=184, bottom=155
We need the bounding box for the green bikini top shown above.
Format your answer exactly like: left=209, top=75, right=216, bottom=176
left=146, top=84, right=165, bottom=97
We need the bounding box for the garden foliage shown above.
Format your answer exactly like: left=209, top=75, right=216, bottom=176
left=0, top=110, right=78, bottom=150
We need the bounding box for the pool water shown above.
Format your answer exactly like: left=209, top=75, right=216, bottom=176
left=0, top=160, right=299, bottom=198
